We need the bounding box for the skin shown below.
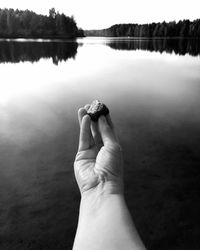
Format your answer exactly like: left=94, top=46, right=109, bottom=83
left=73, top=104, right=146, bottom=250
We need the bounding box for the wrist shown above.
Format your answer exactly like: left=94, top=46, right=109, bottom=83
left=79, top=182, right=124, bottom=216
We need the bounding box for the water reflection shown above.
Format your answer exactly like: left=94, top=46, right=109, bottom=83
left=107, top=38, right=200, bottom=56
left=0, top=38, right=199, bottom=66
left=0, top=40, right=78, bottom=65
left=0, top=38, right=200, bottom=249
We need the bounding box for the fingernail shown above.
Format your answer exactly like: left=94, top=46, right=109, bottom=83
left=85, top=114, right=91, bottom=119
left=99, top=115, right=106, bottom=122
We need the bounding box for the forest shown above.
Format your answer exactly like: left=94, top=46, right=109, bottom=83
left=0, top=8, right=84, bottom=38
left=85, top=19, right=200, bottom=37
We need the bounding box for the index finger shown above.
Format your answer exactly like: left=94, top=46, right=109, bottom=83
left=78, top=114, right=92, bottom=151
left=78, top=108, right=87, bottom=126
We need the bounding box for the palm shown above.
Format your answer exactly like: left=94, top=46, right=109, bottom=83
left=75, top=143, right=122, bottom=194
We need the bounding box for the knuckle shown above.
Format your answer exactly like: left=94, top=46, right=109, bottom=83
left=107, top=143, right=123, bottom=153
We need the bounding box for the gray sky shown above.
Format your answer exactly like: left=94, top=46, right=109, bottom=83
left=0, top=0, right=199, bottom=29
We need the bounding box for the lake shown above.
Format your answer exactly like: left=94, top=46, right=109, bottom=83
left=0, top=37, right=200, bottom=249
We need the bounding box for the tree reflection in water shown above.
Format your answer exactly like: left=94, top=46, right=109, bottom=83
left=0, top=40, right=78, bottom=65
left=0, top=38, right=199, bottom=66
left=107, top=38, right=200, bottom=57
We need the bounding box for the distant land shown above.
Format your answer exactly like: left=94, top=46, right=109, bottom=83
left=0, top=8, right=84, bottom=39
left=1, top=8, right=199, bottom=39
left=84, top=19, right=200, bottom=38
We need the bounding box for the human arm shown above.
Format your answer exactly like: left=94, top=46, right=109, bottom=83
left=73, top=104, right=146, bottom=250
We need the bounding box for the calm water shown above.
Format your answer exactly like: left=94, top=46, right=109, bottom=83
left=0, top=38, right=200, bottom=249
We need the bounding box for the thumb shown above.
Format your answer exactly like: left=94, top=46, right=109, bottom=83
left=98, top=116, right=117, bottom=147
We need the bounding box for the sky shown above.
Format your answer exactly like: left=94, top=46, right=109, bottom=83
left=0, top=0, right=199, bottom=30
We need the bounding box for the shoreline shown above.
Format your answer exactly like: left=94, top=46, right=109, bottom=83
left=0, top=36, right=198, bottom=41
left=0, top=35, right=85, bottom=40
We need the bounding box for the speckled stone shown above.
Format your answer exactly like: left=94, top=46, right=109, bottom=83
left=87, top=100, right=109, bottom=122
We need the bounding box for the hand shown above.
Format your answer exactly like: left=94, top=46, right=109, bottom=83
left=74, top=104, right=124, bottom=197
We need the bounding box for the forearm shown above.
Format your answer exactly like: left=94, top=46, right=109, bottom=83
left=73, top=193, right=146, bottom=250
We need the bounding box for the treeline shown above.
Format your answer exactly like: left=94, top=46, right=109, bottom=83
left=0, top=41, right=78, bottom=65
left=0, top=8, right=84, bottom=38
left=85, top=19, right=200, bottom=37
